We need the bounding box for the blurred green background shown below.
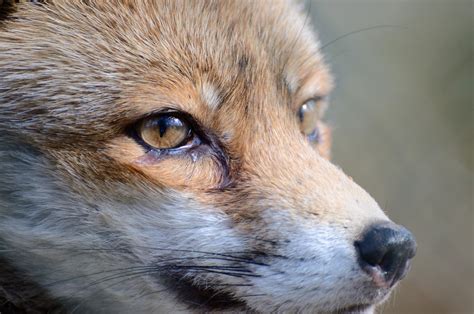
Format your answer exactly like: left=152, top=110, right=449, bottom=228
left=308, top=0, right=472, bottom=313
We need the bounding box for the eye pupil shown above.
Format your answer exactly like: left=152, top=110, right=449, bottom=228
left=157, top=116, right=183, bottom=137
left=158, top=118, right=168, bottom=137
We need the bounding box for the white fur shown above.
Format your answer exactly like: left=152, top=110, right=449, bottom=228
left=201, top=82, right=221, bottom=110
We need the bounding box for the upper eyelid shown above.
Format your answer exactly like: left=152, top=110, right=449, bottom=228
left=301, top=95, right=326, bottom=105
left=132, top=107, right=193, bottom=124
left=127, top=108, right=203, bottom=134
left=298, top=95, right=328, bottom=108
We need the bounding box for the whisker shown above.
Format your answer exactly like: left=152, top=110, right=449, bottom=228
left=192, top=269, right=259, bottom=278
left=55, top=265, right=258, bottom=300
left=43, top=266, right=154, bottom=288
left=2, top=245, right=268, bottom=265
left=155, top=255, right=269, bottom=267
left=40, top=253, right=262, bottom=290
left=133, top=287, right=172, bottom=300
left=68, top=269, right=172, bottom=314
left=134, top=245, right=270, bottom=264
left=238, top=293, right=266, bottom=298
left=64, top=269, right=160, bottom=300
left=280, top=0, right=313, bottom=77
left=212, top=283, right=253, bottom=287
left=320, top=25, right=406, bottom=51
left=61, top=268, right=258, bottom=310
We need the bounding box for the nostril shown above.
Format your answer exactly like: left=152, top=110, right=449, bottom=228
left=355, top=222, right=417, bottom=287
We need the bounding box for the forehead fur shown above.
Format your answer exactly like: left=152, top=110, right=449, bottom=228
left=0, top=0, right=327, bottom=147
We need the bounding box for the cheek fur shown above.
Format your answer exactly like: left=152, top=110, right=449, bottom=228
left=105, top=137, right=223, bottom=190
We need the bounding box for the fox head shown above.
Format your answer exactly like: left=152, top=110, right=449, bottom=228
left=0, top=1, right=416, bottom=313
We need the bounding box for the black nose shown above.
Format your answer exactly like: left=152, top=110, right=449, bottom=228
left=355, top=222, right=416, bottom=288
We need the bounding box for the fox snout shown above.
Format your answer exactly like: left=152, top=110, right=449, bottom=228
left=356, top=222, right=417, bottom=288
left=216, top=125, right=417, bottom=311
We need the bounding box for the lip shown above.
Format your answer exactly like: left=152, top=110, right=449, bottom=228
left=160, top=274, right=380, bottom=313
left=335, top=304, right=374, bottom=314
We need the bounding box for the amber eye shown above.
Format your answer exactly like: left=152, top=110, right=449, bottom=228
left=138, top=115, right=192, bottom=149
left=298, top=99, right=320, bottom=143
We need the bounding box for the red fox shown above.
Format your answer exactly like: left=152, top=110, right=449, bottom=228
left=0, top=0, right=416, bottom=313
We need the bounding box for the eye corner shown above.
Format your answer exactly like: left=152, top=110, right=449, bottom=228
left=125, top=122, right=152, bottom=152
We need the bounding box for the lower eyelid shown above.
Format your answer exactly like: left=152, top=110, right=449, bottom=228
left=135, top=136, right=202, bottom=165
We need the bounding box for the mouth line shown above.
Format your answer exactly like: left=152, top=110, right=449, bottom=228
left=160, top=273, right=249, bottom=311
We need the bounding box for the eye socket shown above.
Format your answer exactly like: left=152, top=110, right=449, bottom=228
left=138, top=114, right=193, bottom=150
left=298, top=98, right=320, bottom=143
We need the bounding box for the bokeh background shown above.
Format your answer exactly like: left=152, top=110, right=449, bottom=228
left=308, top=0, right=472, bottom=313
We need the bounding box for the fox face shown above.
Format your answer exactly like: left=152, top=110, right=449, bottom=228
left=0, top=1, right=416, bottom=313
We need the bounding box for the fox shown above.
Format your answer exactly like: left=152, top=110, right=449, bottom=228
left=0, top=0, right=417, bottom=313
